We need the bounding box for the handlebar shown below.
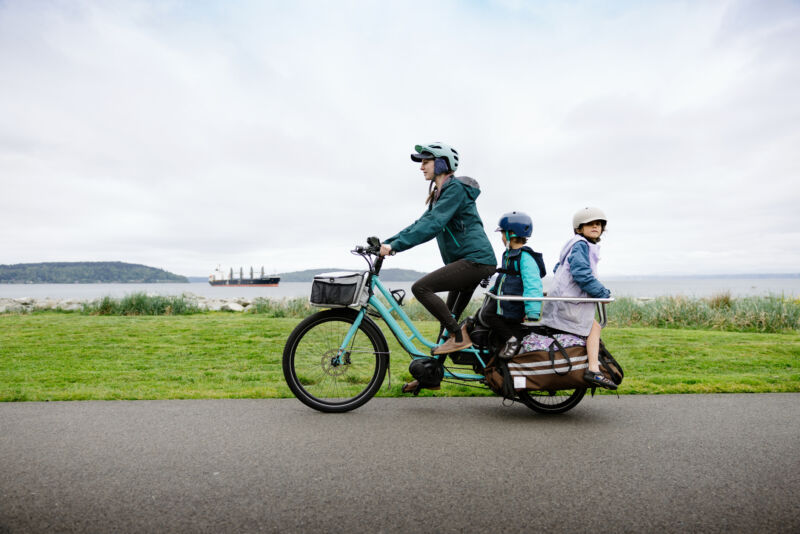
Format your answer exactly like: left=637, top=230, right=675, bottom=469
left=352, top=236, right=392, bottom=275
left=353, top=236, right=388, bottom=256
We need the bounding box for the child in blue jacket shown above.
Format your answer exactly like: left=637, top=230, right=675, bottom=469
left=483, top=211, right=545, bottom=358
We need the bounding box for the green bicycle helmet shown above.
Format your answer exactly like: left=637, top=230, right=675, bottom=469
left=410, top=142, right=459, bottom=172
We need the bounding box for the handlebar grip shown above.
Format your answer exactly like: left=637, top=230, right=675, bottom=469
left=353, top=239, right=389, bottom=256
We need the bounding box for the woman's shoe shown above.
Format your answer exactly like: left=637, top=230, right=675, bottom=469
left=432, top=325, right=472, bottom=355
left=401, top=380, right=421, bottom=395
left=583, top=370, right=618, bottom=390
left=401, top=380, right=440, bottom=395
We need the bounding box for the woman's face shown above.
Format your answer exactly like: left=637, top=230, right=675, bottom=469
left=420, top=158, right=435, bottom=181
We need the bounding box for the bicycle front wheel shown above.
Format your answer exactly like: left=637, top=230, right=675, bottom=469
left=516, top=388, right=587, bottom=414
left=283, top=308, right=389, bottom=413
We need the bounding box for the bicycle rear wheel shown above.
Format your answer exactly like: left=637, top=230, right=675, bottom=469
left=283, top=308, right=389, bottom=413
left=516, top=388, right=587, bottom=414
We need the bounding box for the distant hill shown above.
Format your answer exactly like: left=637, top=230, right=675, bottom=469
left=0, top=262, right=188, bottom=283
left=277, top=268, right=426, bottom=282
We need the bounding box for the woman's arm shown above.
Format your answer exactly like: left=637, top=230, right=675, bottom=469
left=383, top=183, right=466, bottom=253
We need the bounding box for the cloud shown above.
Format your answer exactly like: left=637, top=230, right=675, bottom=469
left=1, top=0, right=798, bottom=276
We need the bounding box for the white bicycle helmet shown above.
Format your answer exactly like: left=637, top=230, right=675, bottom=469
left=572, top=207, right=607, bottom=231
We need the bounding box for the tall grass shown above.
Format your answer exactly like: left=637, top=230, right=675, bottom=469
left=250, top=297, right=315, bottom=317
left=246, top=293, right=800, bottom=333
left=90, top=293, right=200, bottom=316
left=29, top=291, right=800, bottom=333
left=608, top=293, right=800, bottom=333
left=247, top=293, right=800, bottom=333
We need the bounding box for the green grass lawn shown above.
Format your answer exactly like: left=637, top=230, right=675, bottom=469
left=1, top=313, right=798, bottom=401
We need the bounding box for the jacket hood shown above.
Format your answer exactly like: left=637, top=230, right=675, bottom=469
left=449, top=176, right=481, bottom=200
left=508, top=246, right=547, bottom=278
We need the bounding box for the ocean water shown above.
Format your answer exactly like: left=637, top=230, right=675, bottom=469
left=1, top=277, right=799, bottom=301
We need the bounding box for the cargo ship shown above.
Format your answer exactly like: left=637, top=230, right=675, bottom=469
left=209, top=266, right=280, bottom=287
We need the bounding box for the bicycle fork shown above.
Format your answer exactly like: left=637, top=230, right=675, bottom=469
left=331, top=309, right=368, bottom=365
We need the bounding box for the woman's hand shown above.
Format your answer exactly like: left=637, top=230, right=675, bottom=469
left=379, top=243, right=393, bottom=257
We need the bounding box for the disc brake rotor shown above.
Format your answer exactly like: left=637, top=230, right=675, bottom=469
left=321, top=349, right=350, bottom=377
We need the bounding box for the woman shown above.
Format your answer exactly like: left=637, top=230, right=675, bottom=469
left=381, top=142, right=496, bottom=364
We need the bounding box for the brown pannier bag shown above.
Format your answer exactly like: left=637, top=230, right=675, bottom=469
left=483, top=338, right=622, bottom=398
left=507, top=345, right=589, bottom=391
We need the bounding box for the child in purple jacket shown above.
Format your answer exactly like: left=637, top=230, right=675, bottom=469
left=540, top=207, right=616, bottom=390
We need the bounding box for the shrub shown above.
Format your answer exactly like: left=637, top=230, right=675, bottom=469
left=708, top=292, right=732, bottom=309
left=87, top=293, right=200, bottom=316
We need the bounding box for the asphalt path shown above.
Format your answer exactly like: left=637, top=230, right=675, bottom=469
left=1, top=394, right=798, bottom=533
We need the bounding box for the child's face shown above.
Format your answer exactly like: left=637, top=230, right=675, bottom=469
left=579, top=220, right=604, bottom=240
left=500, top=232, right=525, bottom=248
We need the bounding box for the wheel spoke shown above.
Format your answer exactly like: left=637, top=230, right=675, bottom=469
left=283, top=310, right=388, bottom=412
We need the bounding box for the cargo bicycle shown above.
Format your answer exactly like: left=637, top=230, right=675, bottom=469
left=282, top=237, right=615, bottom=414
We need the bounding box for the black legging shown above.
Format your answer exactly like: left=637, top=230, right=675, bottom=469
left=412, top=259, right=497, bottom=337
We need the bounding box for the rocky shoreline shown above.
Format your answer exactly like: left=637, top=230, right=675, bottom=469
left=0, top=293, right=272, bottom=313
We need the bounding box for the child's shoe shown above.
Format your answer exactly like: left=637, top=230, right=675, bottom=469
left=583, top=370, right=617, bottom=390
left=499, top=337, right=520, bottom=359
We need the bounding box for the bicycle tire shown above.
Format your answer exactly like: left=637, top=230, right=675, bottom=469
left=283, top=308, right=389, bottom=413
left=516, top=387, right=587, bottom=414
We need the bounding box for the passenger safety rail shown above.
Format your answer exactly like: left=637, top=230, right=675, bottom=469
left=484, top=294, right=615, bottom=328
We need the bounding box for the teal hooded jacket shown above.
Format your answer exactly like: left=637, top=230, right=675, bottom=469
left=384, top=176, right=496, bottom=266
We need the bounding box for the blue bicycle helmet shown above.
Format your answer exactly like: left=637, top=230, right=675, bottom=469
left=496, top=211, right=533, bottom=238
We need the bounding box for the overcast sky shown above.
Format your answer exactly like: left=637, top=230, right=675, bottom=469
left=1, top=0, right=798, bottom=277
